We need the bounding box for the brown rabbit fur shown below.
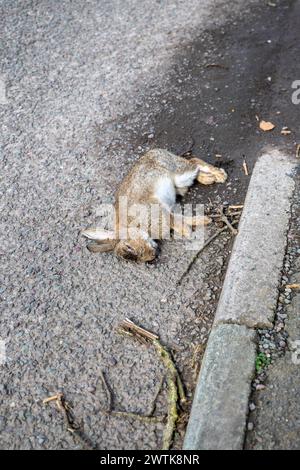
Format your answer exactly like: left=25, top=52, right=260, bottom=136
left=82, top=148, right=227, bottom=262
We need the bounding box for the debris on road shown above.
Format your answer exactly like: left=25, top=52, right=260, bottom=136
left=281, top=127, right=292, bottom=135
left=43, top=393, right=94, bottom=449
left=259, top=120, right=276, bottom=131
left=296, top=144, right=300, bottom=159
left=177, top=206, right=242, bottom=285
left=98, top=363, right=165, bottom=423
left=117, top=319, right=186, bottom=450
left=243, top=158, right=249, bottom=176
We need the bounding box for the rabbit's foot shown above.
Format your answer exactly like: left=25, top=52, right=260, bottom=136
left=172, top=220, right=192, bottom=239
left=184, top=215, right=212, bottom=227
left=190, top=158, right=227, bottom=185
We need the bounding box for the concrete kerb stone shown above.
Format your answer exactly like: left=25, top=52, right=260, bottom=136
left=215, top=150, right=296, bottom=329
left=184, top=323, right=256, bottom=450
left=184, top=151, right=297, bottom=450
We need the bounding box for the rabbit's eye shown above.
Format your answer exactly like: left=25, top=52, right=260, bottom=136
left=123, top=251, right=138, bottom=261
left=123, top=244, right=138, bottom=260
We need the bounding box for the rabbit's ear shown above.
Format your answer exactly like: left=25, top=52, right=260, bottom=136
left=81, top=227, right=115, bottom=241
left=87, top=241, right=115, bottom=253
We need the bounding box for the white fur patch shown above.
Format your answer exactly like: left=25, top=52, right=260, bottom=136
left=199, top=165, right=212, bottom=174
left=174, top=168, right=199, bottom=188
left=82, top=228, right=115, bottom=240
left=154, top=177, right=176, bottom=209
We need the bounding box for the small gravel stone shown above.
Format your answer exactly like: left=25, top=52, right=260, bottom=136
left=255, top=384, right=266, bottom=391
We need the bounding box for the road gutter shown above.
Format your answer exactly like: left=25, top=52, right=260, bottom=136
left=184, top=150, right=297, bottom=450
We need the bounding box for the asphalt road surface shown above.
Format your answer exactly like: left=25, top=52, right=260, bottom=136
left=1, top=0, right=300, bottom=449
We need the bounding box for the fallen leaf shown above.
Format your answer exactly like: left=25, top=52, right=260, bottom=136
left=259, top=120, right=275, bottom=131
left=281, top=127, right=291, bottom=135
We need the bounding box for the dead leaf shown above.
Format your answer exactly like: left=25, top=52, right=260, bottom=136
left=259, top=120, right=275, bottom=131
left=281, top=127, right=291, bottom=135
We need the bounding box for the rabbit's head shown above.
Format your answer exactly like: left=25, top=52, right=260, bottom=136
left=82, top=228, right=157, bottom=262
left=114, top=238, right=157, bottom=262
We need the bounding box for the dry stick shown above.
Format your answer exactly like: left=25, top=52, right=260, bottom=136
left=99, top=363, right=165, bottom=424
left=110, top=411, right=164, bottom=423
left=229, top=204, right=244, bottom=210
left=99, top=370, right=113, bottom=413
left=152, top=339, right=186, bottom=450
left=296, top=144, right=300, bottom=159
left=219, top=206, right=239, bottom=235
left=148, top=376, right=165, bottom=416
left=177, top=225, right=231, bottom=286
left=227, top=210, right=243, bottom=217
left=117, top=319, right=186, bottom=450
left=122, top=318, right=159, bottom=341
left=219, top=214, right=238, bottom=235
left=43, top=393, right=95, bottom=450
left=243, top=159, right=249, bottom=176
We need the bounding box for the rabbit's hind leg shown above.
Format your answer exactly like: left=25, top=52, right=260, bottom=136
left=184, top=215, right=212, bottom=227
left=174, top=166, right=199, bottom=196
left=189, top=157, right=227, bottom=185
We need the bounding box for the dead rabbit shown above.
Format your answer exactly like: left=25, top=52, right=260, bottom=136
left=82, top=149, right=227, bottom=262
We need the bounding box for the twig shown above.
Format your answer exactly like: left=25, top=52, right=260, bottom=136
left=42, top=394, right=60, bottom=404
left=296, top=144, right=300, bottom=159
left=118, top=318, right=159, bottom=342
left=43, top=393, right=95, bottom=450
left=179, top=137, right=195, bottom=157
left=208, top=207, right=238, bottom=234
left=117, top=320, right=186, bottom=450
left=99, top=368, right=166, bottom=424
left=227, top=210, right=243, bottom=217
left=243, top=159, right=249, bottom=176
left=109, top=411, right=165, bottom=423
left=148, top=376, right=165, bottom=416
left=219, top=213, right=238, bottom=235
left=286, top=283, right=300, bottom=289
left=177, top=225, right=230, bottom=286
left=99, top=370, right=113, bottom=413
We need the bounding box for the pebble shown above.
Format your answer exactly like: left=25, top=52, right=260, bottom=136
left=255, top=384, right=266, bottom=391
left=36, top=435, right=47, bottom=445
left=36, top=242, right=49, bottom=252
left=107, top=356, right=117, bottom=366
left=0, top=416, right=7, bottom=431
left=249, top=402, right=256, bottom=411
left=247, top=422, right=254, bottom=431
